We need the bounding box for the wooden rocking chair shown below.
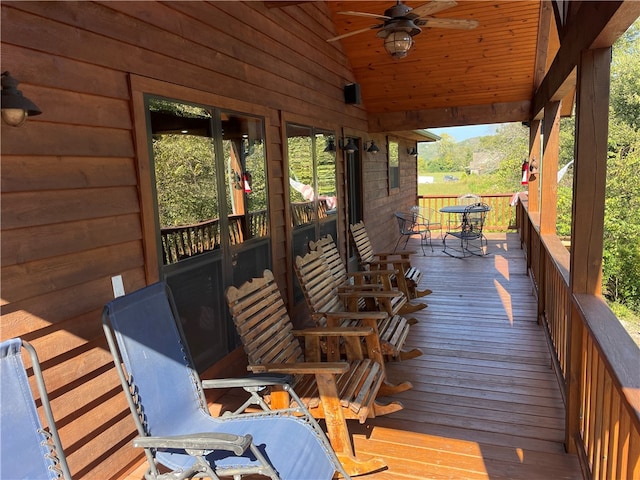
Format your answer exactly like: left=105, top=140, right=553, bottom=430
left=350, top=221, right=431, bottom=308
left=226, top=270, right=404, bottom=476
left=295, top=247, right=422, bottom=365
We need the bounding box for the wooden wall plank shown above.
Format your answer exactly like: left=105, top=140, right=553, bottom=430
left=1, top=186, right=140, bottom=230
left=1, top=156, right=137, bottom=192
left=1, top=214, right=142, bottom=267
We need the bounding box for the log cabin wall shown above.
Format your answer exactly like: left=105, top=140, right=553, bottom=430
left=360, top=134, right=420, bottom=252
left=0, top=1, right=376, bottom=477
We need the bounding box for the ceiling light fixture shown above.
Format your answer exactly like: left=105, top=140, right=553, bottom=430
left=380, top=26, right=419, bottom=59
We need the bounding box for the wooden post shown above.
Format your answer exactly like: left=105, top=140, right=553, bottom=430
left=540, top=101, right=561, bottom=236
left=566, top=47, right=611, bottom=453
left=528, top=119, right=542, bottom=214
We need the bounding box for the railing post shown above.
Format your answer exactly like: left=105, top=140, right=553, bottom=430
left=566, top=302, right=584, bottom=454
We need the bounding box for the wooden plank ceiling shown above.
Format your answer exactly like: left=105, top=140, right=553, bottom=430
left=321, top=1, right=554, bottom=128
left=326, top=1, right=544, bottom=113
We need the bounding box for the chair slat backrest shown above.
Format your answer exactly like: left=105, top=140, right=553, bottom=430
left=295, top=250, right=344, bottom=318
left=102, top=283, right=207, bottom=438
left=350, top=221, right=374, bottom=265
left=1, top=338, right=72, bottom=480
left=309, top=235, right=348, bottom=286
left=226, top=270, right=305, bottom=366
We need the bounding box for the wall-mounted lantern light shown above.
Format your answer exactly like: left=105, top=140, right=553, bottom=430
left=366, top=140, right=380, bottom=153
left=338, top=137, right=358, bottom=153
left=407, top=147, right=418, bottom=156
left=1, top=72, right=41, bottom=127
left=323, top=137, right=336, bottom=152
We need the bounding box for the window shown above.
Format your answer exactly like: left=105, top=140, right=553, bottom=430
left=389, top=138, right=400, bottom=190
left=287, top=124, right=337, bottom=233
left=148, top=98, right=268, bottom=264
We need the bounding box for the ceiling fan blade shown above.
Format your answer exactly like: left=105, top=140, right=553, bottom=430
left=422, top=17, right=479, bottom=29
left=411, top=0, right=458, bottom=18
left=327, top=25, right=382, bottom=42
left=337, top=11, right=392, bottom=21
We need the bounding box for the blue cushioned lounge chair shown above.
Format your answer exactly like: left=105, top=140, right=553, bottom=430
left=1, top=338, right=72, bottom=480
left=102, top=282, right=349, bottom=480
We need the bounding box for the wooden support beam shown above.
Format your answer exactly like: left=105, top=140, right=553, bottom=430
left=368, top=100, right=531, bottom=132
left=532, top=1, right=640, bottom=119
left=569, top=48, right=610, bottom=296
left=540, top=101, right=561, bottom=236
left=527, top=119, right=542, bottom=214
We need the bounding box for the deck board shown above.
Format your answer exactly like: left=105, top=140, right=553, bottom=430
left=123, top=232, right=582, bottom=479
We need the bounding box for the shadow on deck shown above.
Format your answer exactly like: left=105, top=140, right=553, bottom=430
left=124, top=233, right=582, bottom=479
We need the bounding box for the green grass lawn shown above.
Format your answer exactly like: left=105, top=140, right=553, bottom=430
left=418, top=171, right=468, bottom=196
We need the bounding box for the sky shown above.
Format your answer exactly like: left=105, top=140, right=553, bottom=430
left=429, top=123, right=503, bottom=142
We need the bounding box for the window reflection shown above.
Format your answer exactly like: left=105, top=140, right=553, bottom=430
left=148, top=98, right=268, bottom=265
left=287, top=124, right=337, bottom=227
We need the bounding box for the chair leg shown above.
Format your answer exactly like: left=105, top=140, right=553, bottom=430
left=399, top=302, right=426, bottom=315
left=315, top=373, right=387, bottom=476
left=393, top=235, right=403, bottom=253
left=378, top=379, right=413, bottom=396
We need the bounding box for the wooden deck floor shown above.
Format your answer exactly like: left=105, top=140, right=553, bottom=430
left=345, top=232, right=581, bottom=479
left=124, top=233, right=582, bottom=480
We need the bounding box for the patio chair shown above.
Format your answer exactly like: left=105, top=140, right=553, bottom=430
left=350, top=221, right=431, bottom=305
left=414, top=206, right=443, bottom=252
left=102, top=282, right=349, bottom=480
left=394, top=211, right=429, bottom=255
left=443, top=203, right=490, bottom=258
left=1, top=338, right=72, bottom=480
left=295, top=248, right=422, bottom=365
left=226, top=270, right=404, bottom=476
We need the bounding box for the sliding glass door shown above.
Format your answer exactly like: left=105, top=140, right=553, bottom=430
left=146, top=96, right=270, bottom=371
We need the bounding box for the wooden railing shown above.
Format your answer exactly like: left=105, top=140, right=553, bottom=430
left=160, top=210, right=268, bottom=264
left=516, top=200, right=640, bottom=479
left=417, top=193, right=516, bottom=231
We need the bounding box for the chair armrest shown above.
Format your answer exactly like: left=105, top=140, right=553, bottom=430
left=338, top=291, right=402, bottom=300
left=338, top=284, right=382, bottom=292
left=202, top=374, right=293, bottom=390
left=309, top=311, right=387, bottom=323
left=248, top=362, right=350, bottom=375
left=292, top=326, right=375, bottom=337
left=133, top=433, right=251, bottom=455
left=323, top=311, right=387, bottom=320
left=347, top=269, right=396, bottom=277
left=373, top=250, right=415, bottom=257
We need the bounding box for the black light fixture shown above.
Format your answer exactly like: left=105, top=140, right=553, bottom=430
left=407, top=147, right=418, bottom=156
left=366, top=140, right=380, bottom=153
left=323, top=137, right=336, bottom=152
left=1, top=72, right=42, bottom=127
left=338, top=137, right=358, bottom=153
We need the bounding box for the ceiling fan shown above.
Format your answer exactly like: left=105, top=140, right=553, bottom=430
left=327, top=0, right=479, bottom=59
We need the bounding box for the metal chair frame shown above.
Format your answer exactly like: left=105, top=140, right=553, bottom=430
left=443, top=203, right=489, bottom=258
left=1, top=338, right=72, bottom=480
